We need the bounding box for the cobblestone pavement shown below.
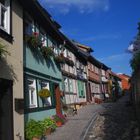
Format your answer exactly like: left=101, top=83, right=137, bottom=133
left=85, top=95, right=140, bottom=140
left=47, top=95, right=139, bottom=140
left=47, top=104, right=105, bottom=140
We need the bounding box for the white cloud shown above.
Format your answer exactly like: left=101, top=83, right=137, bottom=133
left=98, top=53, right=132, bottom=74
left=39, top=0, right=110, bottom=14
left=99, top=53, right=130, bottom=62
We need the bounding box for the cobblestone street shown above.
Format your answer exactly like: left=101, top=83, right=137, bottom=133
left=85, top=95, right=140, bottom=140
left=46, top=95, right=140, bottom=140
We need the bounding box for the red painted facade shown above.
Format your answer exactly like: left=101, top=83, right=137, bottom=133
left=118, top=74, right=130, bottom=90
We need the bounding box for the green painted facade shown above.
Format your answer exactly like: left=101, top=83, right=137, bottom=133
left=24, top=109, right=56, bottom=122
left=23, top=13, right=63, bottom=122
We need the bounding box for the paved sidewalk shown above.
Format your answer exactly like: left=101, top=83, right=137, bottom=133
left=47, top=104, right=104, bottom=140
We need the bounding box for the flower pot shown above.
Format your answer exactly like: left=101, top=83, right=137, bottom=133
left=56, top=121, right=62, bottom=127
left=32, top=137, right=40, bottom=140
left=45, top=128, right=52, bottom=135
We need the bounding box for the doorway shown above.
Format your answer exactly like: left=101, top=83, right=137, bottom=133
left=54, top=84, right=62, bottom=115
left=0, top=78, right=13, bottom=140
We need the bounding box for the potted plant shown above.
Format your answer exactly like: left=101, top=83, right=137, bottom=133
left=40, top=47, right=54, bottom=59
left=38, top=89, right=51, bottom=106
left=54, top=55, right=65, bottom=64
left=52, top=114, right=66, bottom=127
left=38, top=89, right=51, bottom=98
left=41, top=118, right=57, bottom=135
left=64, top=57, right=74, bottom=67
left=25, top=119, right=44, bottom=140
left=25, top=32, right=42, bottom=48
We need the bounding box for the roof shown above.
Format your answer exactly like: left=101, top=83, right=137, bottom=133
left=101, top=63, right=110, bottom=70
left=111, top=71, right=121, bottom=80
left=59, top=33, right=88, bottom=62
left=118, top=73, right=131, bottom=78
left=88, top=55, right=102, bottom=67
left=73, top=41, right=94, bottom=53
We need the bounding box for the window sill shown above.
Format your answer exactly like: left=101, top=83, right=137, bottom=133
left=79, top=96, right=85, bottom=98
left=24, top=106, right=55, bottom=113
left=0, top=29, right=13, bottom=43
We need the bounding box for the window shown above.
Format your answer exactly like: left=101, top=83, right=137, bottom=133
left=88, top=63, right=90, bottom=69
left=52, top=42, right=58, bottom=55
left=78, top=80, right=85, bottom=98
left=24, top=14, right=33, bottom=35
left=40, top=28, right=47, bottom=47
left=64, top=77, right=69, bottom=92
left=27, top=78, right=38, bottom=108
left=69, top=79, right=73, bottom=93
left=0, top=0, right=10, bottom=33
left=67, top=50, right=71, bottom=58
left=102, top=70, right=105, bottom=76
left=76, top=60, right=80, bottom=69
left=63, top=49, right=67, bottom=57
left=95, top=66, right=99, bottom=74
left=41, top=81, right=52, bottom=106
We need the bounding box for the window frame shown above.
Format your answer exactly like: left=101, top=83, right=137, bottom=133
left=0, top=0, right=10, bottom=33
left=27, top=78, right=38, bottom=108
left=0, top=0, right=13, bottom=42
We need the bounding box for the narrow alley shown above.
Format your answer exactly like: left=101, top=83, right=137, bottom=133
left=47, top=95, right=139, bottom=140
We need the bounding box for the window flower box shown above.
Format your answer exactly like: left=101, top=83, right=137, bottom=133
left=40, top=47, right=54, bottom=59
left=64, top=57, right=74, bottom=67
left=54, top=55, right=65, bottom=64
left=25, top=32, right=42, bottom=48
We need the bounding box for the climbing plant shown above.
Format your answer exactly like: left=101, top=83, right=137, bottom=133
left=0, top=41, right=9, bottom=59
left=130, top=22, right=140, bottom=72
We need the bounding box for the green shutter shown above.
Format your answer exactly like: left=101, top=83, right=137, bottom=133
left=78, top=80, right=81, bottom=97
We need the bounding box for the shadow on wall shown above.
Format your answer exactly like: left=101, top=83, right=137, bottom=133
left=27, top=46, right=58, bottom=73
left=0, top=57, right=17, bottom=82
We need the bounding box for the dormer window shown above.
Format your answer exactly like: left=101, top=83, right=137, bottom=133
left=0, top=0, right=10, bottom=34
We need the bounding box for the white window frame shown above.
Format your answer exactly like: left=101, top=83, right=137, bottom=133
left=69, top=79, right=73, bottom=93
left=67, top=50, right=71, bottom=58
left=28, top=78, right=38, bottom=108
left=64, top=77, right=69, bottom=92
left=0, top=0, right=10, bottom=33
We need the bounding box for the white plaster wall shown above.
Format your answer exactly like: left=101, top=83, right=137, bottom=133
left=0, top=0, right=24, bottom=139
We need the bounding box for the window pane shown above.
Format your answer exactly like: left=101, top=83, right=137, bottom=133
left=27, top=78, right=38, bottom=108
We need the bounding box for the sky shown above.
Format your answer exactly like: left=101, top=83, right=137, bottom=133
left=38, top=0, right=140, bottom=75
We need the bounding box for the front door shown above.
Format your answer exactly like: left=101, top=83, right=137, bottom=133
left=54, top=84, right=62, bottom=115
left=0, top=79, right=13, bottom=140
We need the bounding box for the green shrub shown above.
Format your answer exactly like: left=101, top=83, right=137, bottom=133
left=41, top=118, right=57, bottom=132
left=130, top=51, right=140, bottom=72
left=25, top=119, right=44, bottom=140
